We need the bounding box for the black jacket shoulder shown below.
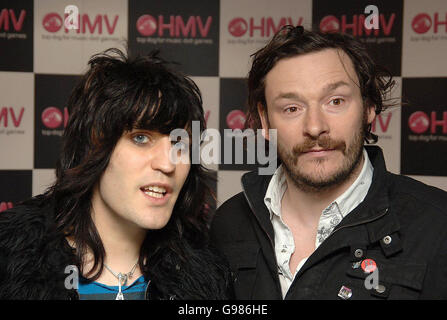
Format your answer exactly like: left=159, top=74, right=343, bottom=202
left=0, top=197, right=76, bottom=299
left=386, top=171, right=447, bottom=214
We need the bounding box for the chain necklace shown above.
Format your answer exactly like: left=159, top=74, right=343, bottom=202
left=103, top=260, right=139, bottom=300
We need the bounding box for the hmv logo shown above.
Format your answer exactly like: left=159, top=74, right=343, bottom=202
left=226, top=110, right=246, bottom=130
left=412, top=13, right=447, bottom=34
left=42, top=12, right=118, bottom=34
left=0, top=201, right=13, bottom=213
left=408, top=111, right=447, bottom=134
left=41, top=107, right=69, bottom=129
left=319, top=14, right=396, bottom=36
left=0, top=8, right=26, bottom=31
left=371, top=113, right=392, bottom=133
left=136, top=15, right=212, bottom=37
left=0, top=107, right=24, bottom=128
left=228, top=17, right=303, bottom=37
left=204, top=110, right=210, bottom=125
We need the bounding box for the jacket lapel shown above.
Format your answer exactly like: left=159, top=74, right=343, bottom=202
left=241, top=170, right=275, bottom=244
left=241, top=171, right=281, bottom=291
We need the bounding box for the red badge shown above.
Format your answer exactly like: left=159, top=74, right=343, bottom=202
left=361, top=259, right=377, bottom=273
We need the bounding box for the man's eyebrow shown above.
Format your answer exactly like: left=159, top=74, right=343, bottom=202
left=273, top=91, right=305, bottom=102
left=321, top=81, right=352, bottom=93
left=272, top=81, right=352, bottom=103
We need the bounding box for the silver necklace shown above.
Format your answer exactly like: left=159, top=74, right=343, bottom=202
left=103, top=260, right=139, bottom=300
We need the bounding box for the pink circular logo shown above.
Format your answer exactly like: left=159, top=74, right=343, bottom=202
left=137, top=15, right=157, bottom=36
left=412, top=13, right=432, bottom=34
left=320, top=15, right=339, bottom=33
left=361, top=259, right=377, bottom=273
left=409, top=111, right=429, bottom=134
left=42, top=107, right=63, bottom=129
left=226, top=110, right=246, bottom=130
left=0, top=202, right=13, bottom=212
left=228, top=18, right=248, bottom=37
left=43, top=13, right=63, bottom=33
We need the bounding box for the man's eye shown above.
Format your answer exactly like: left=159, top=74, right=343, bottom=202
left=132, top=134, right=150, bottom=144
left=329, top=98, right=344, bottom=106
left=285, top=105, right=299, bottom=113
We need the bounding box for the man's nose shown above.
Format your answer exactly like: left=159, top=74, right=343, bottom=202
left=150, top=137, right=176, bottom=173
left=303, top=106, right=329, bottom=138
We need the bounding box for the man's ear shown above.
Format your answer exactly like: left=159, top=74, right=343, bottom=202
left=257, top=102, right=270, bottom=140
left=366, top=104, right=376, bottom=125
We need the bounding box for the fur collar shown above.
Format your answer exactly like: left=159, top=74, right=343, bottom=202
left=0, top=198, right=232, bottom=300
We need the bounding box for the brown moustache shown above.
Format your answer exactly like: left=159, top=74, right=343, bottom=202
left=291, top=135, right=346, bottom=156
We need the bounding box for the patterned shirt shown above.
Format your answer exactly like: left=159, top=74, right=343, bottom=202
left=264, top=148, right=373, bottom=298
left=78, top=275, right=148, bottom=300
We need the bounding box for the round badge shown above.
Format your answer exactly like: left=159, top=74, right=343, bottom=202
left=361, top=259, right=377, bottom=273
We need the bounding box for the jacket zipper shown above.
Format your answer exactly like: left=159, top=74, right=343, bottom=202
left=330, top=207, right=389, bottom=238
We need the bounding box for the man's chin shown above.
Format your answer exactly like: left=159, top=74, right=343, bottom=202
left=296, top=159, right=340, bottom=177
left=294, top=172, right=341, bottom=191
left=292, top=155, right=364, bottom=192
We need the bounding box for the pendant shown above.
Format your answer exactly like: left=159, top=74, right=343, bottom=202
left=118, top=273, right=127, bottom=286
left=116, top=273, right=126, bottom=300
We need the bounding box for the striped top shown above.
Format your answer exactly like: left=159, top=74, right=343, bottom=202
left=78, top=275, right=148, bottom=300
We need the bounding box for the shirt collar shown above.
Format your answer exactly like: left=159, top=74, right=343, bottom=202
left=264, top=148, right=374, bottom=220
left=264, top=165, right=287, bottom=220
left=332, top=148, right=373, bottom=218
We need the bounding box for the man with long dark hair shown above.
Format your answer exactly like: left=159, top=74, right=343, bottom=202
left=0, top=48, right=231, bottom=300
left=210, top=26, right=447, bottom=299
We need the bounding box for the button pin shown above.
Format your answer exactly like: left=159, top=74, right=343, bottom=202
left=361, top=259, right=377, bottom=273
left=383, top=235, right=392, bottom=245
left=354, top=249, right=364, bottom=258
left=338, top=286, right=352, bottom=300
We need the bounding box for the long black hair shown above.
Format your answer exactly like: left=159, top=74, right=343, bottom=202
left=42, top=48, right=229, bottom=298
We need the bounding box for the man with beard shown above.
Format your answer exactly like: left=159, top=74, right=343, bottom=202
left=210, top=26, right=447, bottom=300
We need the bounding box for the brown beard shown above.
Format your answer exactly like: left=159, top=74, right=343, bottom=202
left=278, top=114, right=368, bottom=193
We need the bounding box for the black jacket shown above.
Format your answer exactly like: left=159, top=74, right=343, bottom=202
left=0, top=196, right=231, bottom=300
left=210, top=146, right=447, bottom=299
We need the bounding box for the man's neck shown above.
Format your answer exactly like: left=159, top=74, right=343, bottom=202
left=282, top=154, right=365, bottom=226
left=93, top=212, right=145, bottom=266
left=87, top=192, right=146, bottom=276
